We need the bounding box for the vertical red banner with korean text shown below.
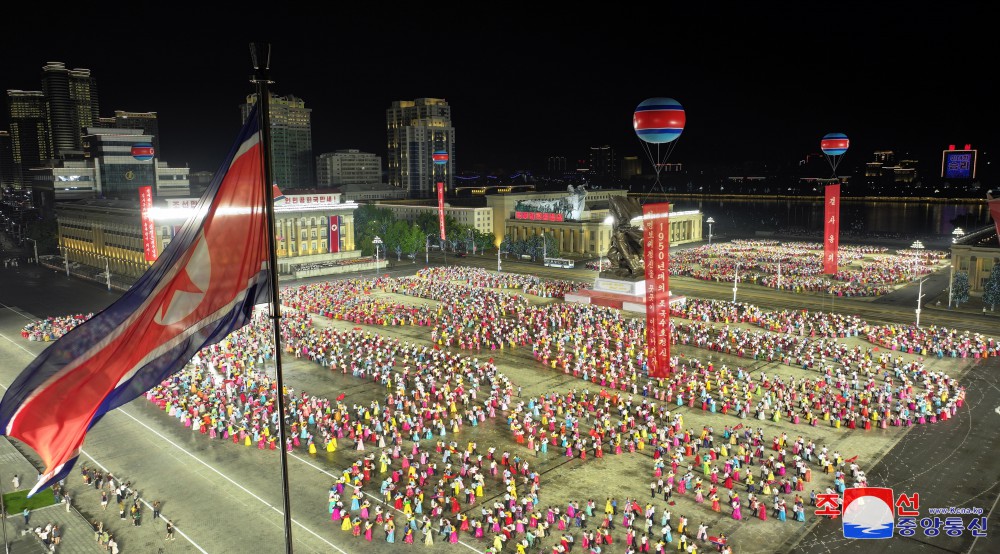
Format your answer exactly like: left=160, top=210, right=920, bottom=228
left=823, top=184, right=840, bottom=274
left=139, top=186, right=157, bottom=262
left=328, top=215, right=341, bottom=253
left=437, top=182, right=446, bottom=241
left=643, top=202, right=671, bottom=378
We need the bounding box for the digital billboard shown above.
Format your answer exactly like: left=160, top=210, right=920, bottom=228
left=941, top=146, right=977, bottom=179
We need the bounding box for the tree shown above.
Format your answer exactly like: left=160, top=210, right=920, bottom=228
left=472, top=228, right=496, bottom=254
left=353, top=205, right=396, bottom=255
left=952, top=272, right=970, bottom=308
left=402, top=225, right=424, bottom=261
left=983, top=263, right=1000, bottom=310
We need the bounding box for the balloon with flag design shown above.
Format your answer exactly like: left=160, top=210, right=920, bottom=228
left=820, top=132, right=849, bottom=176
left=633, top=97, right=685, bottom=144
left=131, top=143, right=155, bottom=161
left=632, top=97, right=685, bottom=194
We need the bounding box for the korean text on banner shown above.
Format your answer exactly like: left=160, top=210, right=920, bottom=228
left=824, top=184, right=840, bottom=274
left=643, top=202, right=671, bottom=378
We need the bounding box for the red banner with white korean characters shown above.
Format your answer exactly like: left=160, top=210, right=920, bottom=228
left=824, top=184, right=840, bottom=274
left=643, top=202, right=671, bottom=378
left=437, top=182, right=446, bottom=241
left=328, top=215, right=341, bottom=253
left=139, top=186, right=157, bottom=262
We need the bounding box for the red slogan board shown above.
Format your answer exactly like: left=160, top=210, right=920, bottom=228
left=823, top=184, right=840, bottom=274
left=643, top=202, right=671, bottom=378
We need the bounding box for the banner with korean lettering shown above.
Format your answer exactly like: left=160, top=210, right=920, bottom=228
left=139, top=186, right=157, bottom=262
left=643, top=202, right=671, bottom=378
left=328, top=215, right=341, bottom=253
left=437, top=182, right=446, bottom=240
left=824, top=184, right=840, bottom=274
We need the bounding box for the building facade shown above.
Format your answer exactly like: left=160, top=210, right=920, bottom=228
left=316, top=149, right=381, bottom=187
left=485, top=189, right=703, bottom=255
left=56, top=192, right=360, bottom=284
left=377, top=203, right=494, bottom=235
left=386, top=98, right=454, bottom=199
left=243, top=93, right=315, bottom=188
left=98, top=111, right=160, bottom=158
left=41, top=61, right=99, bottom=158
left=6, top=90, right=50, bottom=188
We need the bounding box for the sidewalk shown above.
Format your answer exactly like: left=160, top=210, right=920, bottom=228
left=2, top=437, right=187, bottom=553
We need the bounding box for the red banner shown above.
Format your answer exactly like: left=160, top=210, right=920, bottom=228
left=515, top=211, right=564, bottom=222
left=437, top=182, right=446, bottom=241
left=328, top=215, right=341, bottom=253
left=643, top=202, right=671, bottom=378
left=139, top=185, right=157, bottom=262
left=823, top=184, right=840, bottom=274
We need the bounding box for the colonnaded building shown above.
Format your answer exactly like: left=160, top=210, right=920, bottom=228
left=48, top=186, right=704, bottom=290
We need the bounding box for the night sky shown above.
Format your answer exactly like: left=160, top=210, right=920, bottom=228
left=3, top=6, right=992, bottom=178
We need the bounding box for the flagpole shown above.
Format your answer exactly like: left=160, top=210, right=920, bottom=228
left=250, top=42, right=295, bottom=554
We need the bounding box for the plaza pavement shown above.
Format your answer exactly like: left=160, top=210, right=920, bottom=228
left=1, top=235, right=999, bottom=553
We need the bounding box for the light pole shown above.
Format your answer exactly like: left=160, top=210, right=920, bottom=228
left=948, top=263, right=955, bottom=308
left=26, top=237, right=37, bottom=264
left=497, top=245, right=502, bottom=272
left=60, top=246, right=69, bottom=276
left=916, top=277, right=928, bottom=327
left=706, top=216, right=715, bottom=246
left=542, top=232, right=547, bottom=262
left=104, top=256, right=111, bottom=291
left=425, top=234, right=432, bottom=265
left=910, top=240, right=925, bottom=276
left=468, top=228, right=475, bottom=256
left=777, top=261, right=782, bottom=290
left=372, top=236, right=383, bottom=273
left=733, top=262, right=740, bottom=302
left=952, top=227, right=965, bottom=244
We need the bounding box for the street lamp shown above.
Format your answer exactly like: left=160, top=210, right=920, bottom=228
left=103, top=256, right=111, bottom=291
left=706, top=216, right=715, bottom=246
left=467, top=228, right=475, bottom=256
left=916, top=277, right=928, bottom=327
left=372, top=236, right=383, bottom=272
left=60, top=245, right=69, bottom=276
left=910, top=240, right=925, bottom=278
left=425, top=234, right=432, bottom=265
left=26, top=237, right=37, bottom=264
left=733, top=262, right=740, bottom=302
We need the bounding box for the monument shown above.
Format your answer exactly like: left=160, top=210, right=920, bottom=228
left=564, top=196, right=685, bottom=312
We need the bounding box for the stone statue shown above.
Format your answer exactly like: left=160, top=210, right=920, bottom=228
left=601, top=196, right=646, bottom=279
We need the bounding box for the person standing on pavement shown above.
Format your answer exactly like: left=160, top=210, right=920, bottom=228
left=11, top=473, right=19, bottom=489
left=65, top=492, right=72, bottom=512
left=166, top=522, right=176, bottom=540
left=153, top=500, right=161, bottom=519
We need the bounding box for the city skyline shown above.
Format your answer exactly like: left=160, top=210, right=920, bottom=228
left=2, top=7, right=991, bottom=180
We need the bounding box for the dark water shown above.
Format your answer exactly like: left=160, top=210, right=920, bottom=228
left=666, top=198, right=991, bottom=244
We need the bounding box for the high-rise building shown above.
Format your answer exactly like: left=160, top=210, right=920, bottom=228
left=620, top=156, right=642, bottom=179
left=40, top=61, right=99, bottom=158
left=386, top=98, right=454, bottom=199
left=98, top=111, right=160, bottom=158
left=0, top=131, right=13, bottom=188
left=546, top=156, right=567, bottom=175
left=6, top=90, right=50, bottom=188
left=588, top=145, right=617, bottom=179
left=316, top=149, right=382, bottom=188
left=242, top=93, right=315, bottom=188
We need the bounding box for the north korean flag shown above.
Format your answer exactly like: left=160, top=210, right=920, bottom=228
left=0, top=106, right=271, bottom=496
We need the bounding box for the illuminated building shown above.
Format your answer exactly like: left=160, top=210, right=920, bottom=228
left=242, top=93, right=315, bottom=188
left=485, top=189, right=703, bottom=254
left=386, top=98, right=454, bottom=198
left=54, top=192, right=360, bottom=286
left=317, top=149, right=382, bottom=188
